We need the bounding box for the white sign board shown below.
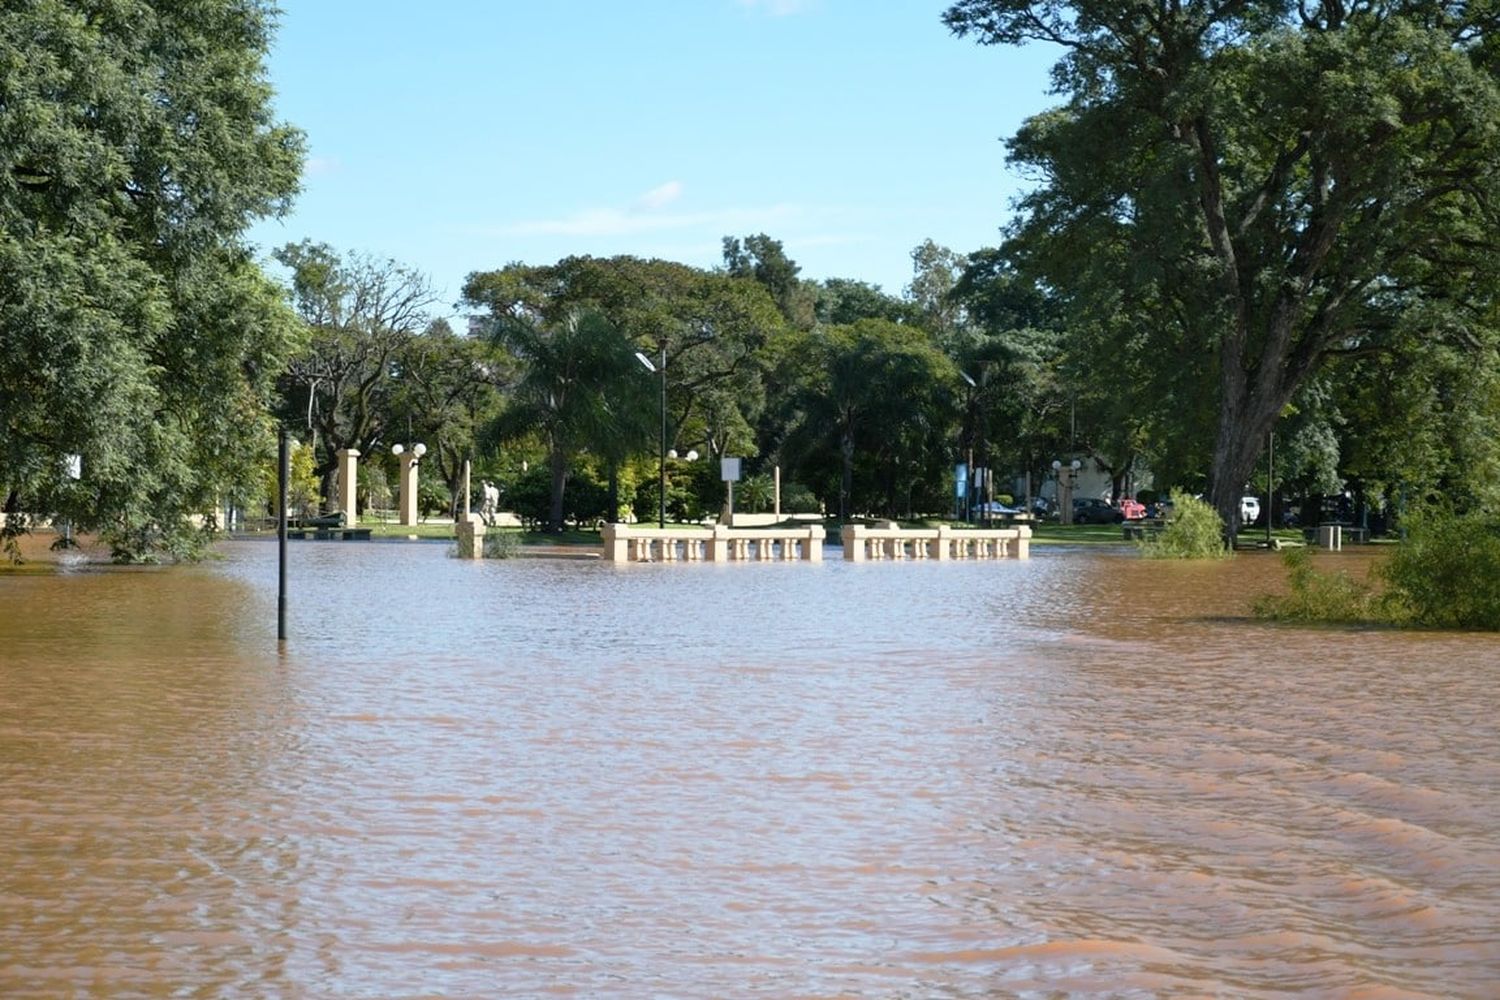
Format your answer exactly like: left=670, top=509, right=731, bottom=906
left=721, top=457, right=742, bottom=482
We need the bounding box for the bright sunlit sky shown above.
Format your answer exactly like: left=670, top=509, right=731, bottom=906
left=248, top=1, right=1059, bottom=320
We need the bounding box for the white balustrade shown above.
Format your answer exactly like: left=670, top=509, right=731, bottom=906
left=601, top=524, right=826, bottom=563
left=839, top=523, right=1030, bottom=562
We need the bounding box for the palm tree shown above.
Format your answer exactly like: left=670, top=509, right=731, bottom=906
left=484, top=310, right=652, bottom=532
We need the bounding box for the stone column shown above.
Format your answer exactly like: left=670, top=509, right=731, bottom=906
left=709, top=524, right=730, bottom=562
left=398, top=453, right=420, bottom=526
left=335, top=448, right=360, bottom=527
left=602, top=523, right=630, bottom=563
left=803, top=525, right=825, bottom=562
left=842, top=524, right=866, bottom=561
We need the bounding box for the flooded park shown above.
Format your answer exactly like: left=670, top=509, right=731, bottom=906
left=2, top=540, right=1498, bottom=997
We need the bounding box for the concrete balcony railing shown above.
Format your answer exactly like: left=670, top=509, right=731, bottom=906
left=601, top=523, right=826, bottom=563
left=840, top=523, right=1031, bottom=561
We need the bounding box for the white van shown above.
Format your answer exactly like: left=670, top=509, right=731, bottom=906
left=1240, top=495, right=1261, bottom=524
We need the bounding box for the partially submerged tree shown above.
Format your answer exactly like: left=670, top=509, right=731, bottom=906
left=0, top=1, right=304, bottom=559
left=947, top=1, right=1500, bottom=540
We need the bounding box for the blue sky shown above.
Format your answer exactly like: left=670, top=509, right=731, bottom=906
left=248, top=1, right=1058, bottom=319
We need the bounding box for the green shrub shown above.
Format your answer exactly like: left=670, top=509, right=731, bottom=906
left=780, top=482, right=823, bottom=515
left=1378, top=509, right=1500, bottom=630
left=1252, top=548, right=1378, bottom=623
left=1139, top=490, right=1228, bottom=559
left=483, top=530, right=522, bottom=559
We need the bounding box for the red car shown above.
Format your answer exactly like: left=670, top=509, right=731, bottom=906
left=1119, top=498, right=1147, bottom=520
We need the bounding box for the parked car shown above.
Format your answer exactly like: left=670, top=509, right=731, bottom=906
left=1241, top=495, right=1261, bottom=524
left=1118, top=497, right=1146, bottom=520
left=975, top=501, right=1025, bottom=517
left=1072, top=497, right=1124, bottom=524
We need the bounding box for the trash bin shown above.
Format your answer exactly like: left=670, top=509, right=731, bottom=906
left=1317, top=524, right=1342, bottom=550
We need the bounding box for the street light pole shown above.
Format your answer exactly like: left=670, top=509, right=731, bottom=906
left=277, top=428, right=288, bottom=643
left=658, top=345, right=666, bottom=530
left=636, top=347, right=668, bottom=529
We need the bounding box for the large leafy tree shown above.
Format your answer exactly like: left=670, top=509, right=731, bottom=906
left=0, top=0, right=303, bottom=559
left=780, top=319, right=959, bottom=519
left=947, top=1, right=1500, bottom=539
left=464, top=255, right=784, bottom=464
left=274, top=241, right=439, bottom=501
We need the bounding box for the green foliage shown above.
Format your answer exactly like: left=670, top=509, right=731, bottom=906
left=359, top=463, right=392, bottom=513
left=254, top=441, right=319, bottom=519
left=482, top=530, right=522, bottom=559
left=1379, top=510, right=1500, bottom=630
left=417, top=475, right=450, bottom=518
left=780, top=482, right=823, bottom=515
left=946, top=1, right=1500, bottom=536
left=274, top=241, right=441, bottom=484
left=1252, top=548, right=1378, bottom=624
left=778, top=319, right=958, bottom=520
left=1140, top=491, right=1228, bottom=560
left=506, top=463, right=610, bottom=530
left=0, top=1, right=303, bottom=561
left=737, top=473, right=775, bottom=514
left=478, top=309, right=652, bottom=531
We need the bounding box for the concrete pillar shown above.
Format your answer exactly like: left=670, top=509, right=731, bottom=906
left=710, top=524, right=730, bottom=562
left=398, top=453, right=420, bottom=526
left=842, top=524, right=866, bottom=561
left=335, top=448, right=360, bottom=527
left=455, top=516, right=485, bottom=559
left=774, top=465, right=781, bottom=519
left=602, top=523, right=628, bottom=562
left=803, top=526, right=825, bottom=562
left=934, top=525, right=952, bottom=560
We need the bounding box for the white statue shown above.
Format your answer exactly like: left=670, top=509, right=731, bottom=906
left=480, top=480, right=500, bottom=525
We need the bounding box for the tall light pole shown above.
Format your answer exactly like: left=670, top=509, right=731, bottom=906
left=636, top=347, right=666, bottom=529
left=959, top=370, right=976, bottom=522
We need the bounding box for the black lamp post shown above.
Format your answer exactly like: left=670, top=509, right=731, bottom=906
left=636, top=346, right=667, bottom=529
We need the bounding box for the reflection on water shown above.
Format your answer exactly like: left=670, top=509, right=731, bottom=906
left=2, top=541, right=1497, bottom=997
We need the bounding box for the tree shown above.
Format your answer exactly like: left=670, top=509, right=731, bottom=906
left=387, top=320, right=512, bottom=519
left=275, top=241, right=439, bottom=502
left=815, top=278, right=921, bottom=326
left=0, top=0, right=303, bottom=560
left=780, top=319, right=959, bottom=520
left=723, top=233, right=816, bottom=329
left=464, top=255, right=784, bottom=468
left=480, top=309, right=653, bottom=532
left=947, top=1, right=1500, bottom=540
left=906, top=239, right=969, bottom=340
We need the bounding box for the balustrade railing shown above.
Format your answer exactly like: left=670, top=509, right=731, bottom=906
left=602, top=523, right=826, bottom=563
left=839, top=523, right=1030, bottom=561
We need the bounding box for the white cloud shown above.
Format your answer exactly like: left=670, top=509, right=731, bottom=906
left=633, top=180, right=684, bottom=211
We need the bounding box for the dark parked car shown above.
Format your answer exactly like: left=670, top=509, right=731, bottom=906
left=1072, top=497, right=1124, bottom=524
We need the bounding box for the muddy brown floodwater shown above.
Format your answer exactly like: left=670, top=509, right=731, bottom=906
left=1, top=540, right=1497, bottom=997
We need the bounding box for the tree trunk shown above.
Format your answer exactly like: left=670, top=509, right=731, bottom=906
left=839, top=431, right=854, bottom=521
left=1208, top=388, right=1282, bottom=546
left=548, top=448, right=568, bottom=534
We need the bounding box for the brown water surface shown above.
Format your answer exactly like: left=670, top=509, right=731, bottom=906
left=1, top=541, right=1497, bottom=997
